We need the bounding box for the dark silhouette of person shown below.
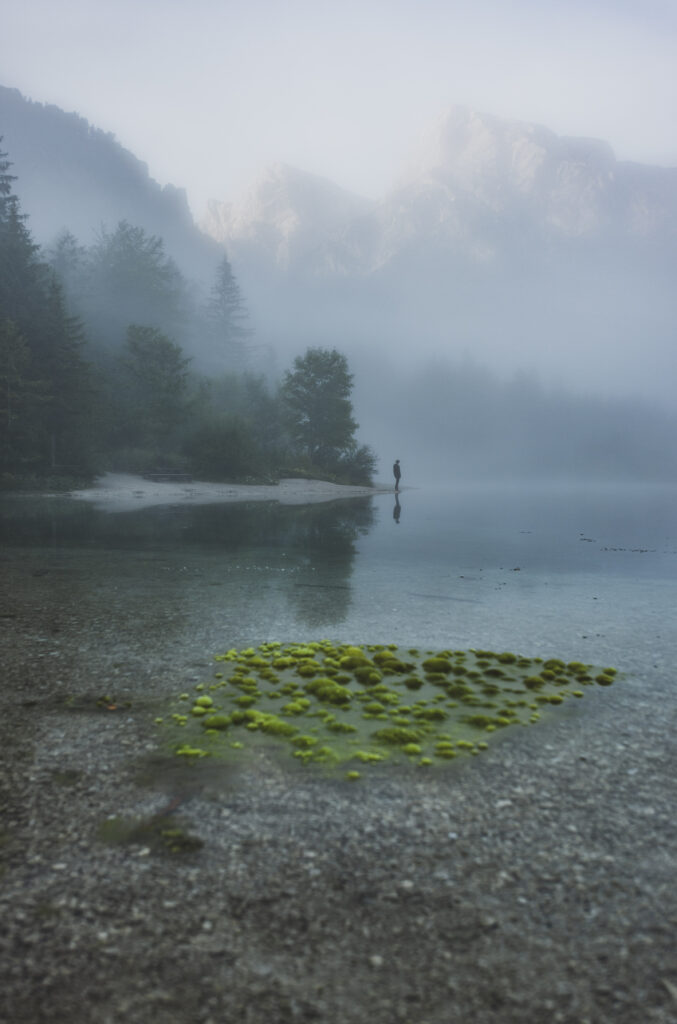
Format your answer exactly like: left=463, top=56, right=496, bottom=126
left=393, top=493, right=401, bottom=523
left=393, top=459, right=401, bottom=491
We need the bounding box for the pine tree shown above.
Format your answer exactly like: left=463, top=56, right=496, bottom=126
left=48, top=230, right=88, bottom=313
left=35, top=277, right=92, bottom=469
left=85, top=220, right=188, bottom=347
left=0, top=141, right=16, bottom=212
left=0, top=142, right=47, bottom=471
left=0, top=142, right=45, bottom=332
left=0, top=142, right=92, bottom=474
left=121, top=324, right=191, bottom=453
left=204, top=254, right=253, bottom=367
left=0, top=319, right=44, bottom=471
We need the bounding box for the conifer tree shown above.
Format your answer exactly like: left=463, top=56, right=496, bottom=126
left=0, top=142, right=92, bottom=474
left=36, top=277, right=92, bottom=469
left=85, top=220, right=188, bottom=347
left=0, top=142, right=45, bottom=333
left=48, top=230, right=88, bottom=313
left=204, top=254, right=253, bottom=367
left=0, top=319, right=43, bottom=470
left=121, top=324, right=191, bottom=453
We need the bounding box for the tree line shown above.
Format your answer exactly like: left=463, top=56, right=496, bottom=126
left=0, top=141, right=376, bottom=487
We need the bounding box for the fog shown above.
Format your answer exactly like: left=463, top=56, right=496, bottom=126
left=3, top=0, right=676, bottom=213
left=5, top=131, right=674, bottom=487
left=223, top=227, right=676, bottom=485
left=2, top=0, right=676, bottom=487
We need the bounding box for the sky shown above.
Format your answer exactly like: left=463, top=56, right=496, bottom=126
left=2, top=0, right=676, bottom=217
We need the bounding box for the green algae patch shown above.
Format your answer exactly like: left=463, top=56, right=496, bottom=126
left=98, top=815, right=204, bottom=856
left=158, top=643, right=617, bottom=772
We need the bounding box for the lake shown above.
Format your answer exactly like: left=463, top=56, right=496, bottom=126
left=1, top=479, right=675, bottom=686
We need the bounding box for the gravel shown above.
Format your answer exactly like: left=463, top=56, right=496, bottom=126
left=1, top=551, right=677, bottom=1024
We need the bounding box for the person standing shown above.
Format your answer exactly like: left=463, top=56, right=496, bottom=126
left=393, top=459, right=401, bottom=491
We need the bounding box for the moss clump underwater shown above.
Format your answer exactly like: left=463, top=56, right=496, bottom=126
left=98, top=815, right=204, bottom=856
left=158, top=642, right=617, bottom=774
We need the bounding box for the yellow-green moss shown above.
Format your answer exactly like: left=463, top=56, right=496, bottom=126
left=372, top=726, right=423, bottom=746
left=304, top=677, right=352, bottom=705
left=162, top=641, right=616, bottom=774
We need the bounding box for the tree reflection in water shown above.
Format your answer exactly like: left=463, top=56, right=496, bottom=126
left=282, top=499, right=375, bottom=626
left=0, top=494, right=376, bottom=628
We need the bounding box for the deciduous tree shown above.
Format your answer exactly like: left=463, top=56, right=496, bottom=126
left=281, top=347, right=376, bottom=482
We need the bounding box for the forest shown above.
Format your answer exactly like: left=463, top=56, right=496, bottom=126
left=0, top=142, right=377, bottom=489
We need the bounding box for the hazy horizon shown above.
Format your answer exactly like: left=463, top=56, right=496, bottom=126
left=2, top=0, right=676, bottom=217
left=2, top=2, right=676, bottom=483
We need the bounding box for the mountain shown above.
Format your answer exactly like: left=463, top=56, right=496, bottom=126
left=0, top=85, right=221, bottom=284
left=203, top=163, right=372, bottom=274
left=203, top=106, right=677, bottom=274
left=399, top=107, right=677, bottom=240
left=2, top=84, right=675, bottom=404
left=2, top=86, right=675, bottom=475
left=201, top=107, right=677, bottom=404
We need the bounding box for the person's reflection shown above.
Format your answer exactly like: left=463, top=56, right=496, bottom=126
left=393, top=493, right=401, bottom=523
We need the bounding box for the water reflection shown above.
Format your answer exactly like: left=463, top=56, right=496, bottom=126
left=2, top=484, right=676, bottom=669
left=0, top=496, right=374, bottom=548
left=393, top=493, right=401, bottom=524
left=281, top=500, right=375, bottom=625
left=0, top=494, right=377, bottom=629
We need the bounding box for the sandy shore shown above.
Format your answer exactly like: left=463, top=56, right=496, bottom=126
left=69, top=473, right=390, bottom=512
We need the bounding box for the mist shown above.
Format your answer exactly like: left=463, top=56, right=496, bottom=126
left=3, top=84, right=677, bottom=488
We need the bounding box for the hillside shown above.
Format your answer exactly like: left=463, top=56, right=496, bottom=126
left=0, top=85, right=221, bottom=285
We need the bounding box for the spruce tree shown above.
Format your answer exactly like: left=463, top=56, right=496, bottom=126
left=121, top=325, right=191, bottom=455
left=0, top=142, right=92, bottom=475
left=85, top=220, right=188, bottom=348
left=35, top=277, right=92, bottom=469
left=205, top=254, right=253, bottom=367
left=0, top=319, right=43, bottom=471
left=0, top=142, right=45, bottom=333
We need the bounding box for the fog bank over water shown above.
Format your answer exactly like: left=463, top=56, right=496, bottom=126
left=2, top=86, right=675, bottom=485
left=348, top=351, right=677, bottom=487
left=203, top=110, right=676, bottom=482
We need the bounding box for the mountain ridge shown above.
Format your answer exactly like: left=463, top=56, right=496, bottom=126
left=2, top=86, right=675, bottom=402
left=201, top=105, right=677, bottom=279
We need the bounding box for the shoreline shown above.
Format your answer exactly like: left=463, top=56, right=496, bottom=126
left=1, top=563, right=675, bottom=1023
left=1, top=500, right=676, bottom=1022
left=68, top=472, right=391, bottom=512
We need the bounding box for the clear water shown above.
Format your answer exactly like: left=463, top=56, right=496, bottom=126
left=2, top=481, right=676, bottom=682
left=349, top=482, right=677, bottom=677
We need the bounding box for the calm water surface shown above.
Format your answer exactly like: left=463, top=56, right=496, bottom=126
left=2, top=481, right=676, bottom=679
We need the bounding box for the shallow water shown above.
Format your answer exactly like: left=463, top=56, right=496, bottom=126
left=2, top=481, right=676, bottom=681
left=350, top=481, right=677, bottom=677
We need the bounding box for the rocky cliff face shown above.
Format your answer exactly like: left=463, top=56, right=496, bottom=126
left=201, top=106, right=677, bottom=279
left=400, top=107, right=677, bottom=239
left=200, top=107, right=676, bottom=402
left=202, top=162, right=372, bottom=274
left=3, top=85, right=674, bottom=399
